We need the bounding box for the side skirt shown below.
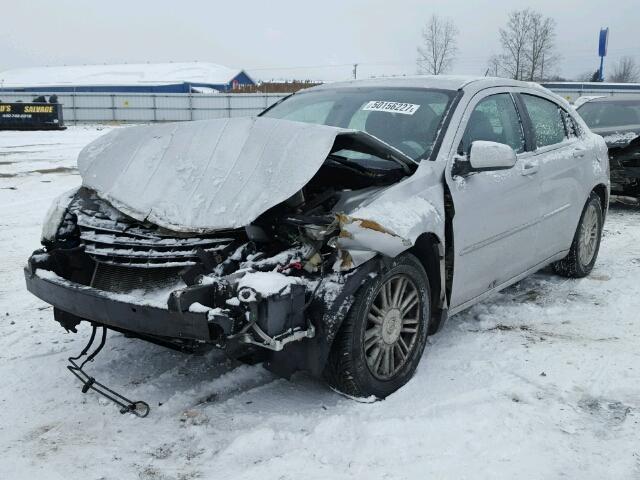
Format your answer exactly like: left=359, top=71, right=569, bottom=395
left=447, top=250, right=569, bottom=318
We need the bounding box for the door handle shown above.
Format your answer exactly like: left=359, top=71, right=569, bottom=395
left=521, top=160, right=539, bottom=175
left=572, top=147, right=586, bottom=158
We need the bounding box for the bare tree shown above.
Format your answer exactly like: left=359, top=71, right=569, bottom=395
left=576, top=70, right=602, bottom=82
left=576, top=71, right=595, bottom=82
left=485, top=54, right=501, bottom=77
left=498, top=9, right=534, bottom=80
left=417, top=15, right=458, bottom=75
left=524, top=11, right=557, bottom=80
left=609, top=56, right=640, bottom=83
left=495, top=9, right=558, bottom=81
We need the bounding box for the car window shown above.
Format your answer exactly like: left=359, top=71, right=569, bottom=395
left=577, top=100, right=640, bottom=128
left=522, top=94, right=566, bottom=148
left=262, top=88, right=455, bottom=161
left=561, top=110, right=580, bottom=138
left=460, top=93, right=525, bottom=154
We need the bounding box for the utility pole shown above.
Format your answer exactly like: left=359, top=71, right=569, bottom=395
left=352, top=63, right=358, bottom=79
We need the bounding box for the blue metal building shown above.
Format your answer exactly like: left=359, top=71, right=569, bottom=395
left=0, top=62, right=255, bottom=94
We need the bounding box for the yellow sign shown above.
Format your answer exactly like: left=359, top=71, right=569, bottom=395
left=0, top=105, right=12, bottom=113
left=24, top=105, right=54, bottom=113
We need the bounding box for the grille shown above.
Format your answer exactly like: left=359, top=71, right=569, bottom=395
left=76, top=211, right=239, bottom=268
left=91, top=263, right=182, bottom=294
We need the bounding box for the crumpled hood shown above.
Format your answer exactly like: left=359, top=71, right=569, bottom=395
left=78, top=117, right=352, bottom=232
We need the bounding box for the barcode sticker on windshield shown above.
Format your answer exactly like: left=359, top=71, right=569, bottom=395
left=362, top=101, right=420, bottom=115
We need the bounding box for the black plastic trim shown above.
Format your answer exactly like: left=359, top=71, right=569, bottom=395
left=25, top=265, right=214, bottom=341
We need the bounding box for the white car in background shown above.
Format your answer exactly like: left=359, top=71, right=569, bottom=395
left=575, top=94, right=640, bottom=197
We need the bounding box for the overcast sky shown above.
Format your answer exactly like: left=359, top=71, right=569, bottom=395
left=1, top=0, right=638, bottom=81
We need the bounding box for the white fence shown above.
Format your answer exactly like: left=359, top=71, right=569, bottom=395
left=541, top=83, right=640, bottom=104
left=0, top=92, right=288, bottom=123
left=7, top=84, right=636, bottom=123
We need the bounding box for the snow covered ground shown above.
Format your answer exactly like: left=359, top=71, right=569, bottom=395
left=1, top=126, right=639, bottom=479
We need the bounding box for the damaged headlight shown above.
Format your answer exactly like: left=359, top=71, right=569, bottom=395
left=41, top=187, right=79, bottom=243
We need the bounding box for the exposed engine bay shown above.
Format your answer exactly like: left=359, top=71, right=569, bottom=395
left=30, top=138, right=413, bottom=370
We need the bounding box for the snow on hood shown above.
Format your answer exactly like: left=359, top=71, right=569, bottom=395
left=78, top=117, right=351, bottom=232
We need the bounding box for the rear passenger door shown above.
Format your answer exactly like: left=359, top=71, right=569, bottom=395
left=518, top=92, right=588, bottom=259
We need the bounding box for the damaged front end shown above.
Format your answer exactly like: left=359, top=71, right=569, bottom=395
left=25, top=119, right=424, bottom=377
left=607, top=135, right=640, bottom=196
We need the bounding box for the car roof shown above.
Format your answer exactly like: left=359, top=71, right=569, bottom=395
left=305, top=75, right=544, bottom=94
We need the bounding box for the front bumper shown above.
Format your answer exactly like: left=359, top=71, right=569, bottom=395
left=24, top=263, right=216, bottom=342
left=24, top=250, right=307, bottom=347
left=24, top=247, right=382, bottom=376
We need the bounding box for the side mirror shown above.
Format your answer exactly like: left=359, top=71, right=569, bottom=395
left=452, top=141, right=517, bottom=177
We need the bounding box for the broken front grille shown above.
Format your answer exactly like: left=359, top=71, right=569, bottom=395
left=91, top=263, right=183, bottom=294
left=78, top=217, right=237, bottom=267
left=72, top=191, right=242, bottom=268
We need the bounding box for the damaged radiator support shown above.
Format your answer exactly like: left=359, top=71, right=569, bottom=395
left=233, top=284, right=316, bottom=351
left=67, top=325, right=150, bottom=418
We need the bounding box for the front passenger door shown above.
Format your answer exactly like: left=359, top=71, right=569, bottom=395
left=446, top=91, right=542, bottom=310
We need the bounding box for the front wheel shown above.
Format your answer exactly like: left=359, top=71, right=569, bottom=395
left=324, top=254, right=431, bottom=399
left=553, top=192, right=604, bottom=278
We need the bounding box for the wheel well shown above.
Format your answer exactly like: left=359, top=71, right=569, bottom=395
left=407, top=233, right=445, bottom=332
left=592, top=184, right=608, bottom=215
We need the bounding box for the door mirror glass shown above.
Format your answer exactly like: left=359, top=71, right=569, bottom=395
left=469, top=141, right=517, bottom=170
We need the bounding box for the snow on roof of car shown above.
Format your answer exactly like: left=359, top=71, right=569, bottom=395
left=0, top=62, right=247, bottom=88
left=307, top=75, right=543, bottom=93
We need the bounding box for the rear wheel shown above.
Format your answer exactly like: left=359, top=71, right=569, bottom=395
left=553, top=193, right=603, bottom=278
left=324, top=254, right=431, bottom=399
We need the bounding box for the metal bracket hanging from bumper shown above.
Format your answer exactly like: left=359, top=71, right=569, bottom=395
left=67, top=325, right=150, bottom=418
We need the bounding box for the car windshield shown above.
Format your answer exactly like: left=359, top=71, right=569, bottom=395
left=578, top=99, right=640, bottom=129
left=261, top=87, right=455, bottom=161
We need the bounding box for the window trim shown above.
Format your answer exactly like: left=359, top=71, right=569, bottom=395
left=512, top=93, right=535, bottom=152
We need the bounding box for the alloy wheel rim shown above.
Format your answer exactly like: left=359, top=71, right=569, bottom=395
left=578, top=204, right=599, bottom=267
left=364, top=275, right=421, bottom=380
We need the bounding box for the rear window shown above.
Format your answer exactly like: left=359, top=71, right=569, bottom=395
left=577, top=100, right=640, bottom=129
left=262, top=87, right=455, bottom=161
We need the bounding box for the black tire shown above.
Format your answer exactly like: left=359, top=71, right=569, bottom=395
left=324, top=253, right=431, bottom=399
left=553, top=192, right=603, bottom=278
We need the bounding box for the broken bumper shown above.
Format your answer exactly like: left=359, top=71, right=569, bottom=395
left=24, top=251, right=308, bottom=347
left=24, top=263, right=216, bottom=342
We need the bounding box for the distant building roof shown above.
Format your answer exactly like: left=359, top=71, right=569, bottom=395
left=541, top=82, right=640, bottom=90
left=0, top=62, right=253, bottom=88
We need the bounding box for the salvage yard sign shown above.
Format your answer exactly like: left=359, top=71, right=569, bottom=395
left=0, top=103, right=65, bottom=130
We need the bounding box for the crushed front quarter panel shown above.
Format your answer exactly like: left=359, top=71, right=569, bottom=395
left=333, top=161, right=446, bottom=269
